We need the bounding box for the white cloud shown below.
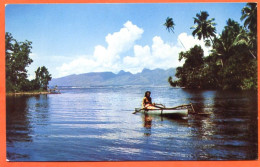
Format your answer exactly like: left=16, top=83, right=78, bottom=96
left=55, top=22, right=212, bottom=78
left=122, top=36, right=183, bottom=73
left=121, top=33, right=212, bottom=74
left=29, top=53, right=37, bottom=59
left=56, top=21, right=144, bottom=77
left=56, top=56, right=98, bottom=77
left=178, top=32, right=212, bottom=56
left=105, top=21, right=143, bottom=55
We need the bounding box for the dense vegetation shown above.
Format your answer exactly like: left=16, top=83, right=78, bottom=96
left=165, top=3, right=257, bottom=90
left=6, top=32, right=52, bottom=92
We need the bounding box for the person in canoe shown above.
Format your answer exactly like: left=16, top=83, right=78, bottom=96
left=142, top=91, right=157, bottom=109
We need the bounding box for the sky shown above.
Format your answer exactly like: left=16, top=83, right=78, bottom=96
left=5, top=3, right=246, bottom=79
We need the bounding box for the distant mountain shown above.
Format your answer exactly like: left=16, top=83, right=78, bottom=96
left=49, top=68, right=176, bottom=87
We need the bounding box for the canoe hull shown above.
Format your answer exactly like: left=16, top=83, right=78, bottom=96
left=135, top=108, right=188, bottom=117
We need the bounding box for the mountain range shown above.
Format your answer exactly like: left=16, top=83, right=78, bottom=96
left=49, top=68, right=176, bottom=87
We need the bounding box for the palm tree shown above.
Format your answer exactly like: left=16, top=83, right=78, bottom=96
left=164, top=17, right=175, bottom=33
left=241, top=3, right=257, bottom=34
left=191, top=11, right=217, bottom=44
left=241, top=3, right=257, bottom=58
left=212, top=19, right=249, bottom=67
left=164, top=17, right=186, bottom=50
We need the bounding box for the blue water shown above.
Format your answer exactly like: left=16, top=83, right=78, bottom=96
left=6, top=86, right=258, bottom=161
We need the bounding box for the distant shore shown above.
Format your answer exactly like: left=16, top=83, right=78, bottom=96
left=6, top=91, right=51, bottom=96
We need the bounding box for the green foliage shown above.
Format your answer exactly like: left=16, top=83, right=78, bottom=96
left=5, top=32, right=52, bottom=92
left=164, top=16, right=187, bottom=50
left=35, top=66, right=52, bottom=90
left=6, top=32, right=33, bottom=92
left=191, top=11, right=216, bottom=45
left=168, top=76, right=177, bottom=87
left=211, top=19, right=248, bottom=68
left=164, top=17, right=175, bottom=33
left=174, top=45, right=205, bottom=89
left=241, top=3, right=257, bottom=34
left=168, top=5, right=257, bottom=90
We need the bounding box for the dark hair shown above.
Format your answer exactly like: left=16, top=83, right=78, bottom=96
left=144, top=91, right=151, bottom=97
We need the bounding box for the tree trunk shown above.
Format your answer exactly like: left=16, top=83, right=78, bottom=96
left=249, top=50, right=256, bottom=59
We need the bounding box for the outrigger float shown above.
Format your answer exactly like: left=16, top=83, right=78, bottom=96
left=133, top=103, right=196, bottom=117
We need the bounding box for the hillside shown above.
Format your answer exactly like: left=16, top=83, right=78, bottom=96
left=49, top=68, right=176, bottom=87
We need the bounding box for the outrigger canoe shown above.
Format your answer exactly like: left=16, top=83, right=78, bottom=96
left=134, top=108, right=188, bottom=117
left=133, top=104, right=195, bottom=117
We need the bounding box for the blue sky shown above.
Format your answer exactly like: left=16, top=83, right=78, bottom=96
left=5, top=3, right=246, bottom=78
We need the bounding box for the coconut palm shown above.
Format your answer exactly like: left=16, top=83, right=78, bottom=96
left=241, top=3, right=257, bottom=34
left=212, top=19, right=248, bottom=67
left=241, top=3, right=257, bottom=58
left=164, top=17, right=186, bottom=50
left=164, top=17, right=175, bottom=33
left=191, top=11, right=217, bottom=44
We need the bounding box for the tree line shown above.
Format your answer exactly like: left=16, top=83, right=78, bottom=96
left=165, top=3, right=257, bottom=90
left=6, top=32, right=52, bottom=92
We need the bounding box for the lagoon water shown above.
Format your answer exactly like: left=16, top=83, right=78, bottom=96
left=6, top=86, right=258, bottom=161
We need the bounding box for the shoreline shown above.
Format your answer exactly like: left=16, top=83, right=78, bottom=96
left=6, top=91, right=51, bottom=96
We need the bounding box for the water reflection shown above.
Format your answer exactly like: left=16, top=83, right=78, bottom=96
left=181, top=89, right=258, bottom=160
left=6, top=87, right=258, bottom=161
left=212, top=90, right=258, bottom=160
left=6, top=96, right=32, bottom=143
left=183, top=89, right=217, bottom=141
left=142, top=114, right=152, bottom=136
left=141, top=113, right=189, bottom=137
left=6, top=95, right=32, bottom=160
left=6, top=94, right=50, bottom=161
left=182, top=89, right=216, bottom=112
left=34, top=95, right=50, bottom=126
